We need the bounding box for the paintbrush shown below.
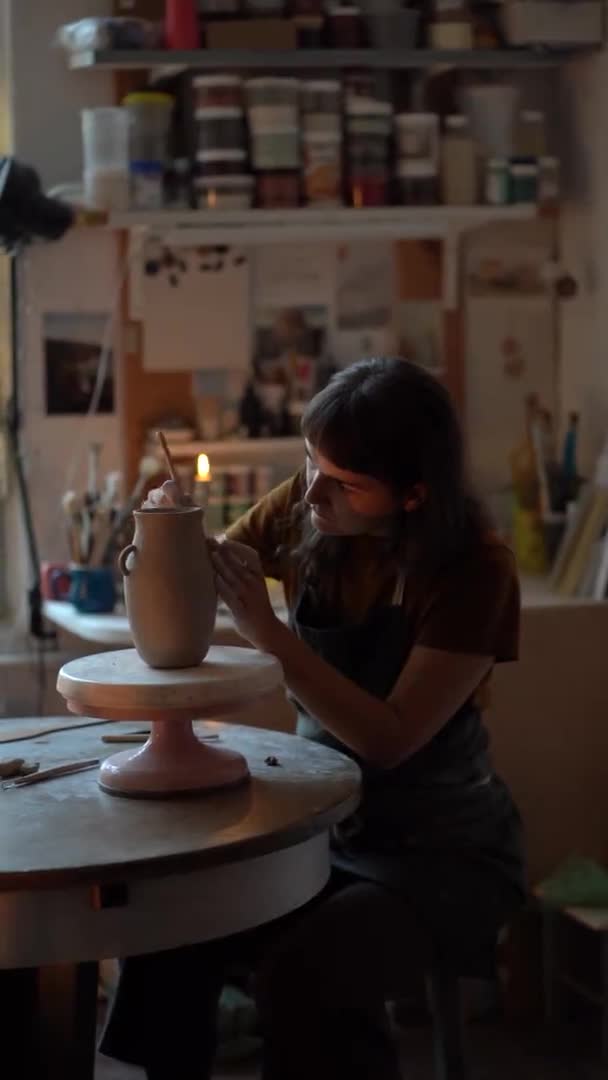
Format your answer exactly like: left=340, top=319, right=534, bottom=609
left=157, top=430, right=185, bottom=499
left=87, top=442, right=103, bottom=504
left=62, top=490, right=84, bottom=564
left=100, top=456, right=159, bottom=565
left=89, top=505, right=114, bottom=567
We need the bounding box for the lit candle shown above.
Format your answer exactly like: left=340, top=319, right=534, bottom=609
left=193, top=453, right=211, bottom=511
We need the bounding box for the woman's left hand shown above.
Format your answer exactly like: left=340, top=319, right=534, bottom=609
left=209, top=538, right=280, bottom=652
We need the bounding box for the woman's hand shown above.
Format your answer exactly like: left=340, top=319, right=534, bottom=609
left=209, top=538, right=281, bottom=652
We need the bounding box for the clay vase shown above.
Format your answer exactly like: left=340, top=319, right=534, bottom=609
left=119, top=507, right=217, bottom=669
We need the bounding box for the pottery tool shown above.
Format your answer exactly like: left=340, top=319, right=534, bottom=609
left=157, top=430, right=185, bottom=499
left=0, top=718, right=115, bottom=745
left=2, top=758, right=100, bottom=790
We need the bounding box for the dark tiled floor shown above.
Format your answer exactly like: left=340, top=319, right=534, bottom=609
left=96, top=1017, right=607, bottom=1079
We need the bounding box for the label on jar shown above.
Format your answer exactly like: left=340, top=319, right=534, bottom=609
left=304, top=139, right=342, bottom=203
left=485, top=163, right=508, bottom=206
left=131, top=170, right=164, bottom=211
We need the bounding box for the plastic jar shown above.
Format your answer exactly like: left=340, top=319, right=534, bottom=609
left=123, top=92, right=174, bottom=164
left=294, top=15, right=324, bottom=46
left=248, top=104, right=298, bottom=130
left=328, top=5, right=364, bottom=47
left=256, top=171, right=300, bottom=208
left=347, top=132, right=390, bottom=166
left=440, top=114, right=477, bottom=205
left=196, top=149, right=248, bottom=177
left=368, top=9, right=419, bottom=48
left=303, top=134, right=343, bottom=205
left=303, top=112, right=342, bottom=137
left=195, top=107, right=247, bottom=153
left=250, top=128, right=300, bottom=170
left=82, top=107, right=131, bottom=212
left=509, top=161, right=538, bottom=204
left=347, top=99, right=393, bottom=138
left=301, top=80, right=342, bottom=116
left=428, top=17, right=473, bottom=48
left=349, top=169, right=389, bottom=207
left=131, top=161, right=165, bottom=210
left=194, top=175, right=254, bottom=210
left=192, top=75, right=243, bottom=110
left=397, top=161, right=439, bottom=205
left=245, top=78, right=300, bottom=109
left=395, top=112, right=439, bottom=168
left=517, top=109, right=547, bottom=159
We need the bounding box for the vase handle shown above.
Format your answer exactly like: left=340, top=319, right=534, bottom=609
left=118, top=544, right=137, bottom=578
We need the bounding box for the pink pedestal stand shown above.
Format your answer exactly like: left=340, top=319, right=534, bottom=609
left=56, top=647, right=284, bottom=799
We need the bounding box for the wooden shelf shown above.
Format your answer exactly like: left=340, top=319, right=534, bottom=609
left=69, top=47, right=591, bottom=72
left=158, top=437, right=304, bottom=462
left=108, top=204, right=538, bottom=245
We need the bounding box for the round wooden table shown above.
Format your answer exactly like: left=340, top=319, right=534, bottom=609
left=0, top=718, right=360, bottom=1078
left=57, top=646, right=285, bottom=797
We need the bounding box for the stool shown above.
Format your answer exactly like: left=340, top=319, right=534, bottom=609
left=425, top=968, right=467, bottom=1080
left=540, top=902, right=608, bottom=1063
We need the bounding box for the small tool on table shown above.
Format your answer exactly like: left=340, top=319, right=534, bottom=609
left=102, top=731, right=220, bottom=744
left=2, top=758, right=100, bottom=790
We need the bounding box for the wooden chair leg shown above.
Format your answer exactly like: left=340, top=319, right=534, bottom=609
left=36, top=962, right=99, bottom=1080
left=426, top=968, right=467, bottom=1080
left=601, top=933, right=608, bottom=1066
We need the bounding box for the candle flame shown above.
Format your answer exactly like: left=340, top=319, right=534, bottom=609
left=197, top=453, right=211, bottom=482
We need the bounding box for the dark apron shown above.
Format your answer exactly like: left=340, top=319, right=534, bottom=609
left=292, top=574, right=525, bottom=972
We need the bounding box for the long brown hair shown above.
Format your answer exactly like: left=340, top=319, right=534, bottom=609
left=293, top=357, right=488, bottom=595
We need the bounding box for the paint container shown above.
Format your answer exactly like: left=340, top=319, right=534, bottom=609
left=196, top=107, right=247, bottom=153
left=194, top=175, right=254, bottom=209
left=256, top=171, right=300, bottom=207
left=192, top=75, right=244, bottom=110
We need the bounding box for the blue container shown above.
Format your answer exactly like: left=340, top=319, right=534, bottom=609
left=69, top=567, right=116, bottom=614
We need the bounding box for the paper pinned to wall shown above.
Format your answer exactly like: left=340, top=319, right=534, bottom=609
left=466, top=296, right=555, bottom=494
left=253, top=245, right=335, bottom=308
left=335, top=242, right=394, bottom=332
left=142, top=245, right=250, bottom=373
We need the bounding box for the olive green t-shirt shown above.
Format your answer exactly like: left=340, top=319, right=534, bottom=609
left=226, top=471, right=520, bottom=667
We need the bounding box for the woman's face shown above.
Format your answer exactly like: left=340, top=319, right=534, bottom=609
left=304, top=441, right=402, bottom=536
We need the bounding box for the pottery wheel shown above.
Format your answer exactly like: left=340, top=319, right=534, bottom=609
left=57, top=647, right=284, bottom=799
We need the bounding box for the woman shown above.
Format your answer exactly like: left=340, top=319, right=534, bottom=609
left=101, top=357, right=525, bottom=1080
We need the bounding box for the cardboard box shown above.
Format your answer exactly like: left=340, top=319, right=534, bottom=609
left=503, top=1, right=603, bottom=46
left=206, top=19, right=297, bottom=50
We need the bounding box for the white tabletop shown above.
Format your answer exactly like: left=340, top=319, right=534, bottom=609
left=44, top=577, right=607, bottom=652
left=43, top=599, right=288, bottom=648
left=0, top=718, right=360, bottom=967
